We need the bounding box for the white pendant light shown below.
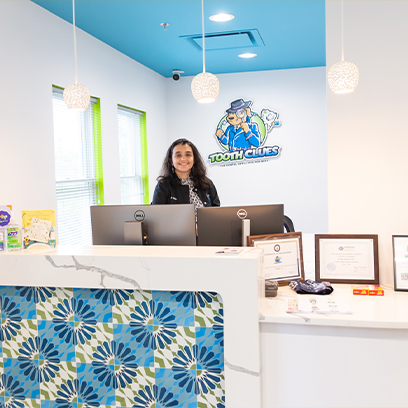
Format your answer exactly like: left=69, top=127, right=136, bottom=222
left=328, top=0, right=359, bottom=94
left=191, top=0, right=219, bottom=103
left=64, top=0, right=90, bottom=110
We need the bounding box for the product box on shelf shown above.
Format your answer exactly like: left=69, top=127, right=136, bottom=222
left=352, top=285, right=384, bottom=296
left=368, top=285, right=384, bottom=296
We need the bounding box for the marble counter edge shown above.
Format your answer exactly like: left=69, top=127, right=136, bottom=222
left=259, top=312, right=408, bottom=329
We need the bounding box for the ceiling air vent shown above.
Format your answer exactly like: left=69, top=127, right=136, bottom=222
left=181, top=29, right=264, bottom=51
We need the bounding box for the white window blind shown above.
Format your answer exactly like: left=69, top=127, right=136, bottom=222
left=118, top=106, right=144, bottom=204
left=52, top=87, right=99, bottom=245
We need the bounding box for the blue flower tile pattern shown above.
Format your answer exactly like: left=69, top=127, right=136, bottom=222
left=0, top=286, right=224, bottom=407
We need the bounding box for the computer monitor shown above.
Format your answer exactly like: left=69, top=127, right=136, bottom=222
left=197, top=204, right=284, bottom=246
left=91, top=204, right=196, bottom=246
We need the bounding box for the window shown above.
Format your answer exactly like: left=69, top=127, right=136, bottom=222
left=117, top=105, right=149, bottom=204
left=52, top=86, right=104, bottom=245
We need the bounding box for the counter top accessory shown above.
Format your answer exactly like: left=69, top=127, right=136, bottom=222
left=289, top=279, right=333, bottom=295
left=265, top=279, right=279, bottom=297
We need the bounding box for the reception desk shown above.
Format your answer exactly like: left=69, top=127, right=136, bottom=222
left=2, top=241, right=408, bottom=408
left=0, top=245, right=264, bottom=408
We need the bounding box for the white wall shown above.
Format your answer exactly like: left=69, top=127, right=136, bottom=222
left=0, top=1, right=328, bottom=242
left=165, top=68, right=328, bottom=233
left=326, top=1, right=408, bottom=285
left=0, top=0, right=168, bottom=216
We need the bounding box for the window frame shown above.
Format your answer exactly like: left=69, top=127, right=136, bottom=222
left=117, top=104, right=149, bottom=205
left=52, top=85, right=104, bottom=245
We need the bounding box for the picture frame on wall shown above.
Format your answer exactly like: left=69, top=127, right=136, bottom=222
left=315, top=234, right=379, bottom=284
left=248, top=232, right=304, bottom=285
left=392, top=235, right=408, bottom=291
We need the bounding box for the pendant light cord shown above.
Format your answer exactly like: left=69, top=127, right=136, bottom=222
left=341, top=0, right=344, bottom=62
left=72, top=0, right=78, bottom=83
left=201, top=0, right=206, bottom=73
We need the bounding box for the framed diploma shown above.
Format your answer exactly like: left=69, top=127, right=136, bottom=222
left=248, top=232, right=304, bottom=285
left=315, top=234, right=379, bottom=284
left=392, top=235, right=408, bottom=291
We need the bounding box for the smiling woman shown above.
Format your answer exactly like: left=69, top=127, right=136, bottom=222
left=152, top=138, right=220, bottom=210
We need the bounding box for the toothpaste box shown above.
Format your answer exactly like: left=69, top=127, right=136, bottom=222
left=368, top=285, right=384, bottom=296
left=352, top=285, right=384, bottom=296
left=352, top=285, right=369, bottom=295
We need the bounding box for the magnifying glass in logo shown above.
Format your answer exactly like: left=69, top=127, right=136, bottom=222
left=236, top=109, right=246, bottom=118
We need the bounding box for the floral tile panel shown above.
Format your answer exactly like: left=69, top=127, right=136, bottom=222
left=0, top=287, right=224, bottom=408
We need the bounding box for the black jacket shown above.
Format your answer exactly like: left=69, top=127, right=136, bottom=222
left=152, top=175, right=220, bottom=207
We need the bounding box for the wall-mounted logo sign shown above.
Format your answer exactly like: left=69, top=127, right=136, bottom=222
left=209, top=98, right=281, bottom=166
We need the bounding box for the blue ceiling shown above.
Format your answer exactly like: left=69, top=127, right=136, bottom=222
left=32, top=0, right=326, bottom=78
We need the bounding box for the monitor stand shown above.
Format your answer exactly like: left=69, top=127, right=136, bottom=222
left=242, top=219, right=251, bottom=246
left=124, top=221, right=144, bottom=245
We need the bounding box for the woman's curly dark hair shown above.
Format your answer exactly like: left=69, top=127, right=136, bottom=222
left=157, top=138, right=211, bottom=190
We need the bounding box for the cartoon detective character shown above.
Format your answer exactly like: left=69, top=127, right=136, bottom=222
left=216, top=99, right=261, bottom=152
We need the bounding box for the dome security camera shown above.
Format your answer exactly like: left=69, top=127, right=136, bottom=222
left=172, top=70, right=184, bottom=81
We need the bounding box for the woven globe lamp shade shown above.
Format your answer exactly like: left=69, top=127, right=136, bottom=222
left=191, top=72, right=219, bottom=103
left=63, top=82, right=91, bottom=110
left=328, top=61, right=359, bottom=94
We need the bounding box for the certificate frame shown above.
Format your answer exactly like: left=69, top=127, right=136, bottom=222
left=392, top=235, right=408, bottom=291
left=248, top=232, right=304, bottom=285
left=315, top=234, right=379, bottom=284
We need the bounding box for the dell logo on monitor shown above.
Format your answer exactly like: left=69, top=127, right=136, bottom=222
left=237, top=209, right=247, bottom=219
left=134, top=210, right=145, bottom=222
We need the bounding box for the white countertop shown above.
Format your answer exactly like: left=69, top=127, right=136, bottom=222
left=260, top=284, right=408, bottom=329
left=0, top=244, right=262, bottom=291
left=0, top=244, right=261, bottom=259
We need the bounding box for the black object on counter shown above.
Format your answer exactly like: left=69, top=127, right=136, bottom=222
left=265, top=280, right=279, bottom=297
left=289, top=279, right=333, bottom=295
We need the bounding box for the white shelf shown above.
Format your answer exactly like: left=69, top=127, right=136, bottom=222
left=260, top=284, right=408, bottom=329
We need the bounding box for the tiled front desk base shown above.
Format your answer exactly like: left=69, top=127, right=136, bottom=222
left=0, top=286, right=224, bottom=408
left=0, top=246, right=264, bottom=408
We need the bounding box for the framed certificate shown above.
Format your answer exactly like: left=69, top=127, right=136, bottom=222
left=248, top=232, right=304, bottom=285
left=392, top=235, right=408, bottom=291
left=315, top=234, right=379, bottom=284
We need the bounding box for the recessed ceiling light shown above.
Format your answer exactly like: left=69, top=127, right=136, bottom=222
left=238, top=53, right=257, bottom=59
left=209, top=13, right=235, bottom=22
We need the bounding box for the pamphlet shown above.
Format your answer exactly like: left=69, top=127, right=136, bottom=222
left=29, top=217, right=53, bottom=243
left=22, top=210, right=57, bottom=248
left=286, top=296, right=352, bottom=314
